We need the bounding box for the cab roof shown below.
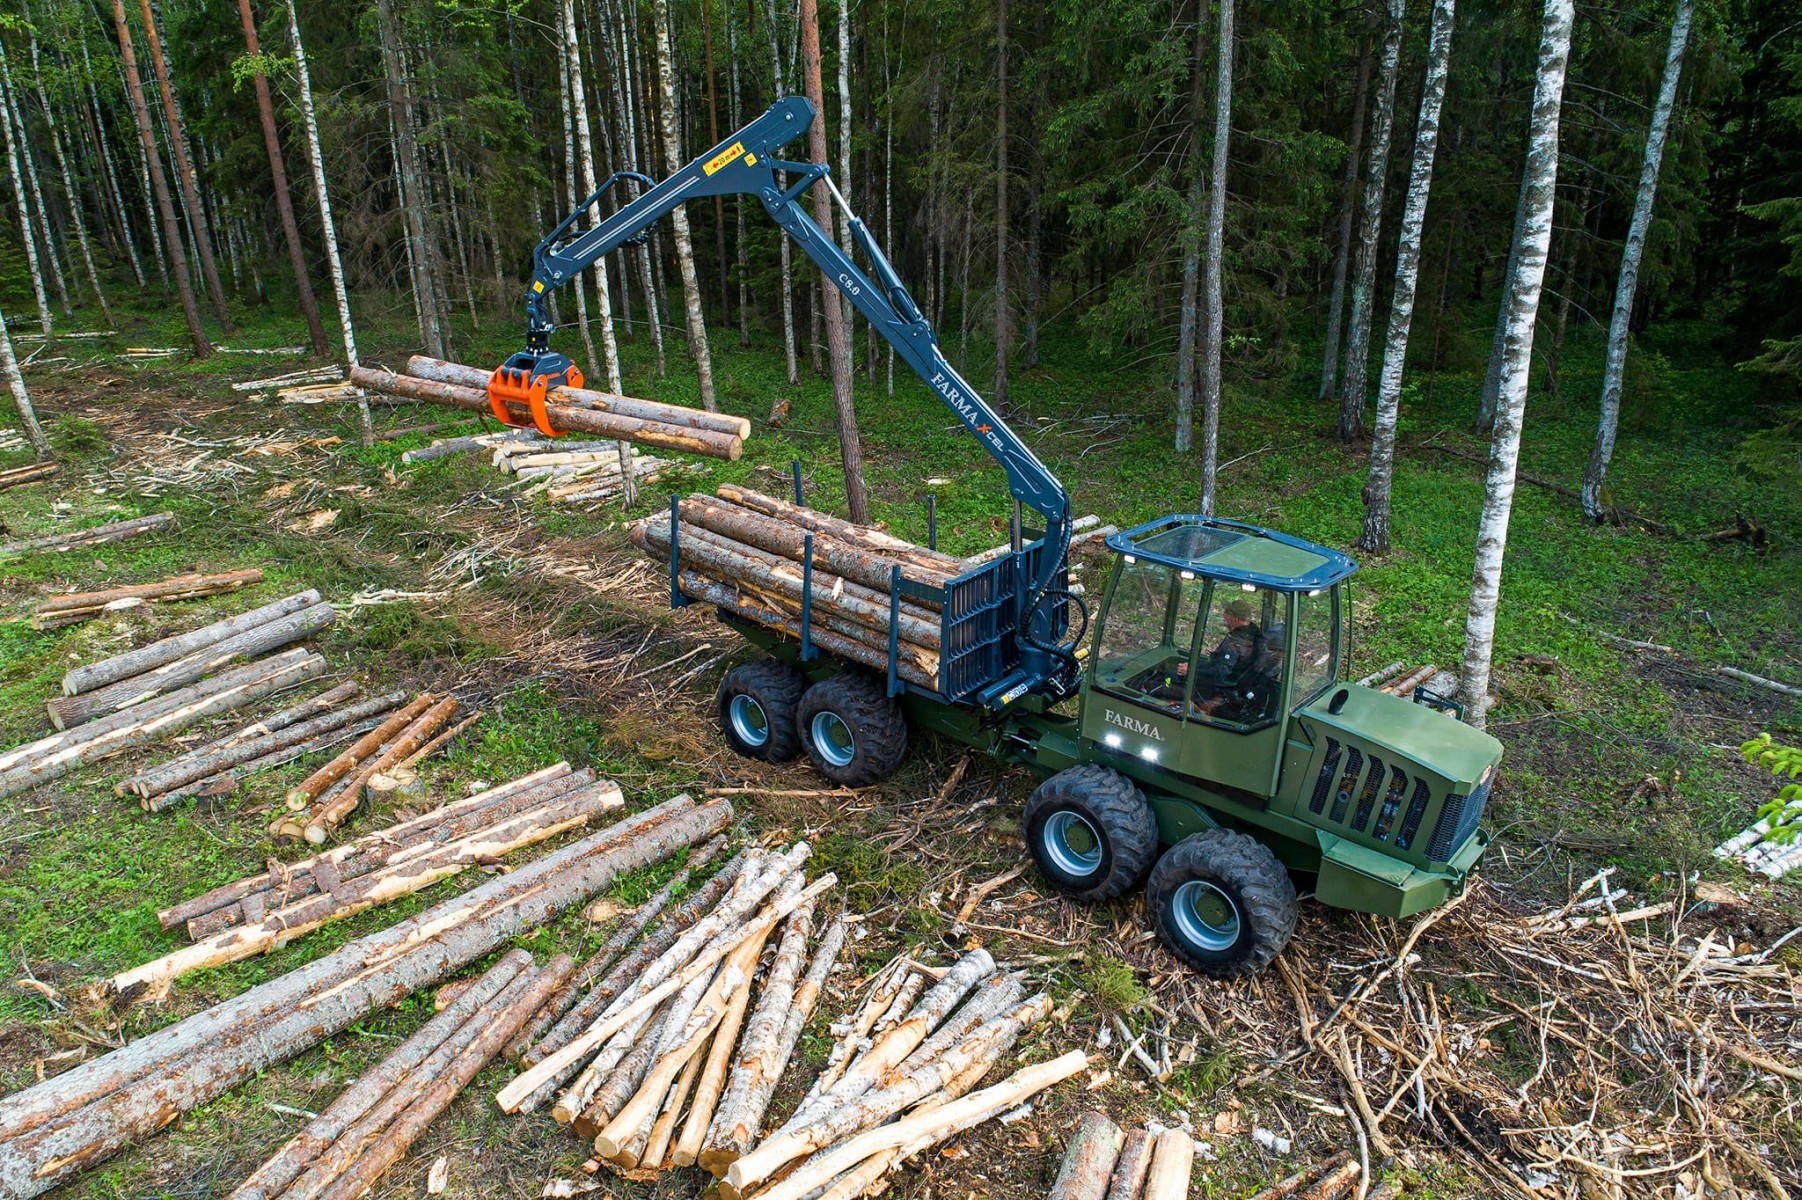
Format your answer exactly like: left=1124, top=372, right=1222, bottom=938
left=1105, top=515, right=1358, bottom=592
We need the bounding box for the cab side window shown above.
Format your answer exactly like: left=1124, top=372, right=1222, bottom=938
left=1290, top=588, right=1339, bottom=707
left=1093, top=559, right=1201, bottom=715
left=1189, top=585, right=1283, bottom=729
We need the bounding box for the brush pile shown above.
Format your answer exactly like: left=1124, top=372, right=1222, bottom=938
left=494, top=842, right=845, bottom=1177
left=227, top=949, right=571, bottom=1200
left=32, top=568, right=265, bottom=629
left=1045, top=1112, right=1196, bottom=1200
left=268, top=690, right=482, bottom=844
left=0, top=791, right=732, bottom=1199
left=628, top=485, right=969, bottom=690
left=48, top=590, right=334, bottom=730
left=0, top=511, right=174, bottom=557
left=112, top=764, right=623, bottom=1001
left=353, top=356, right=749, bottom=461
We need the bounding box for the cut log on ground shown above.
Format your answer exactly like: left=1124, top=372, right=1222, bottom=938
left=0, top=793, right=731, bottom=1199
left=1141, top=1127, right=1195, bottom=1200
left=33, top=569, right=265, bottom=629
left=1103, top=1127, right=1156, bottom=1200
left=1048, top=1111, right=1125, bottom=1200
left=0, top=462, right=58, bottom=490
left=0, top=512, right=174, bottom=557
left=280, top=693, right=437, bottom=813
left=62, top=590, right=324, bottom=697
left=297, top=694, right=460, bottom=844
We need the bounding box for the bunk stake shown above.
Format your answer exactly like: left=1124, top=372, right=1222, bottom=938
left=799, top=533, right=816, bottom=661
left=886, top=565, right=904, bottom=697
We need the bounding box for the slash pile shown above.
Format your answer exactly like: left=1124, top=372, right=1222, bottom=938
left=0, top=792, right=732, bottom=1200
left=32, top=568, right=265, bottom=629
left=494, top=842, right=845, bottom=1179
left=111, top=764, right=623, bottom=1002
left=226, top=949, right=573, bottom=1200
left=719, top=949, right=1075, bottom=1200
left=628, top=485, right=967, bottom=690
left=268, top=690, right=480, bottom=844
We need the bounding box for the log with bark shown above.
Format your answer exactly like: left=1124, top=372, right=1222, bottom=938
left=0, top=511, right=174, bottom=557
left=268, top=693, right=438, bottom=839
left=1103, top=1127, right=1156, bottom=1200
left=33, top=569, right=264, bottom=629
left=0, top=650, right=328, bottom=801
left=61, top=590, right=324, bottom=697
left=0, top=461, right=58, bottom=491
left=111, top=773, right=627, bottom=1001
left=350, top=365, right=743, bottom=460
left=405, top=355, right=750, bottom=439
left=1141, top=1126, right=1195, bottom=1200
left=1048, top=1112, right=1125, bottom=1200
left=296, top=694, right=460, bottom=844
left=47, top=600, right=336, bottom=729
left=0, top=792, right=731, bottom=1199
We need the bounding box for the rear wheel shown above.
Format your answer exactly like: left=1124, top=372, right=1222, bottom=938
left=797, top=672, right=908, bottom=785
left=1147, top=829, right=1297, bottom=977
left=1023, top=765, right=1159, bottom=902
left=716, top=660, right=805, bottom=762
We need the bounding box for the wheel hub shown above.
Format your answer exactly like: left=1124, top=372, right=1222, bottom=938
left=729, top=694, right=770, bottom=748
left=811, top=711, right=857, bottom=767
left=1172, top=880, right=1241, bottom=952
left=1043, top=811, right=1103, bottom=878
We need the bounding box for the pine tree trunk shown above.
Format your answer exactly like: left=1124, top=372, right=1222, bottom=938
left=374, top=0, right=444, bottom=359
left=0, top=306, right=51, bottom=459
left=1458, top=0, right=1573, bottom=731
left=801, top=0, right=869, bottom=521
left=135, top=0, right=233, bottom=332
left=80, top=41, right=148, bottom=290
left=766, top=0, right=800, bottom=385
left=994, top=0, right=1010, bottom=410
left=728, top=1, right=751, bottom=347
left=1319, top=35, right=1374, bottom=404
left=117, top=51, right=171, bottom=292
left=24, top=40, right=111, bottom=326
left=1198, top=0, right=1233, bottom=516
left=703, top=0, right=731, bottom=324
left=0, top=64, right=52, bottom=335
left=1174, top=16, right=1208, bottom=455
left=1336, top=0, right=1403, bottom=444
left=109, top=0, right=209, bottom=354
left=1582, top=0, right=1693, bottom=523
left=651, top=0, right=719, bottom=411
left=1361, top=0, right=1456, bottom=556
left=1, top=55, right=71, bottom=319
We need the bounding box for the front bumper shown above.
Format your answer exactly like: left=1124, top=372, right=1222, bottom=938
left=1314, top=826, right=1488, bottom=919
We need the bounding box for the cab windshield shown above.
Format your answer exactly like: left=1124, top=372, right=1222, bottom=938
left=1092, top=558, right=1203, bottom=715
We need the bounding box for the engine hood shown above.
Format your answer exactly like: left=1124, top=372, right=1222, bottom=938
left=1296, top=683, right=1501, bottom=789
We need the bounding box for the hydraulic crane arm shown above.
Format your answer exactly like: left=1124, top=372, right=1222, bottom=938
left=501, top=97, right=1073, bottom=660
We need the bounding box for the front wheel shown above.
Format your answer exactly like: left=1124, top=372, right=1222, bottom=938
left=1023, top=766, right=1159, bottom=902
left=1147, top=829, right=1297, bottom=978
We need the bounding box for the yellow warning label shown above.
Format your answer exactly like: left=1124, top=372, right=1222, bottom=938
left=745, top=153, right=758, bottom=166
left=532, top=281, right=545, bottom=293
left=703, top=141, right=747, bottom=176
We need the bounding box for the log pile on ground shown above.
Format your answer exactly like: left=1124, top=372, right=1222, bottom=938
left=716, top=950, right=1077, bottom=1200
left=0, top=648, right=328, bottom=801
left=32, top=569, right=265, bottom=629
left=231, top=364, right=344, bottom=394
left=0, top=792, right=732, bottom=1199
left=1044, top=1112, right=1194, bottom=1200
left=627, top=485, right=971, bottom=690
left=0, top=461, right=58, bottom=491
left=352, top=356, right=749, bottom=461
left=227, top=948, right=571, bottom=1200
left=0, top=511, right=174, bottom=557
left=49, top=590, right=335, bottom=729
left=111, top=765, right=625, bottom=1002
left=267, top=690, right=482, bottom=844
left=494, top=842, right=851, bottom=1181
left=492, top=440, right=699, bottom=507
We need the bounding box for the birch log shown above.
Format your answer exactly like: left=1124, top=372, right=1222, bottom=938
left=1048, top=1112, right=1125, bottom=1200
left=61, top=590, right=320, bottom=696
left=1141, top=1127, right=1196, bottom=1200
left=1104, top=1128, right=1156, bottom=1200
left=406, top=356, right=747, bottom=439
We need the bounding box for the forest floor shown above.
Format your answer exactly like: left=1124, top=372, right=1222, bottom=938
left=0, top=292, right=1798, bottom=1200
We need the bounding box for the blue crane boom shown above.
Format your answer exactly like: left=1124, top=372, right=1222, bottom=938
left=497, top=95, right=1077, bottom=695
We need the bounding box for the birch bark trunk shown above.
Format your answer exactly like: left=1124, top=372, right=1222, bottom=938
left=1319, top=36, right=1374, bottom=404
left=109, top=0, right=209, bottom=354
left=80, top=40, right=148, bottom=290
left=1582, top=0, right=1694, bottom=523
left=0, top=63, right=53, bottom=334
left=24, top=39, right=111, bottom=326
left=801, top=0, right=869, bottom=521
left=651, top=0, right=720, bottom=411
left=1336, top=0, right=1403, bottom=443
left=1198, top=0, right=1233, bottom=516
left=1458, top=0, right=1574, bottom=731
left=1361, top=0, right=1457, bottom=556
left=136, top=0, right=233, bottom=331
left=1174, top=16, right=1208, bottom=454
left=374, top=0, right=445, bottom=358
left=1, top=52, right=70, bottom=318
left=0, top=306, right=51, bottom=459
left=1476, top=170, right=1530, bottom=435
left=766, top=0, right=800, bottom=385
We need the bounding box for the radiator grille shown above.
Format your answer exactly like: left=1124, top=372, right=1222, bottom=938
left=1309, top=738, right=1342, bottom=814
left=1329, top=747, right=1363, bottom=824
left=1349, top=755, right=1385, bottom=832
left=1427, top=774, right=1490, bottom=861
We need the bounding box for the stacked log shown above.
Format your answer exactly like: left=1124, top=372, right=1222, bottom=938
left=490, top=440, right=698, bottom=507
left=1042, top=1114, right=1191, bottom=1200
left=227, top=949, right=572, bottom=1200
left=627, top=486, right=964, bottom=691
left=49, top=590, right=337, bottom=729
left=0, top=511, right=174, bottom=556
left=350, top=358, right=746, bottom=461
left=0, top=792, right=732, bottom=1199
left=32, top=569, right=266, bottom=629
left=268, top=691, right=475, bottom=844
left=111, top=766, right=626, bottom=1002
left=0, top=461, right=58, bottom=491
left=0, top=649, right=328, bottom=801
left=493, top=844, right=850, bottom=1182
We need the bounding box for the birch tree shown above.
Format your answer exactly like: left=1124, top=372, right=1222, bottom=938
left=651, top=0, right=720, bottom=412
left=79, top=38, right=147, bottom=290
left=24, top=38, right=111, bottom=326
left=994, top=0, right=1010, bottom=409
left=109, top=0, right=209, bottom=355
left=1, top=50, right=69, bottom=318
left=1475, top=174, right=1529, bottom=434
left=136, top=0, right=234, bottom=332
left=284, top=0, right=369, bottom=445
left=801, top=0, right=869, bottom=522
left=1458, top=0, right=1574, bottom=731
left=1336, top=0, right=1404, bottom=443
left=766, top=0, right=800, bottom=385
left=1361, top=0, right=1456, bottom=555
left=0, top=61, right=52, bottom=335
left=1175, top=16, right=1207, bottom=454
left=1581, top=0, right=1695, bottom=523
left=1198, top=0, right=1233, bottom=516
left=1318, top=38, right=1373, bottom=404
left=374, top=0, right=444, bottom=358
left=0, top=305, right=51, bottom=460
